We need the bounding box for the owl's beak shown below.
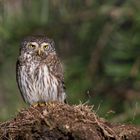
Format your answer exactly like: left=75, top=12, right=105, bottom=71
left=37, top=49, right=43, bottom=56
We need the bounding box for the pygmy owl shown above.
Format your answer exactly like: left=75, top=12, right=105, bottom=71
left=16, top=36, right=66, bottom=105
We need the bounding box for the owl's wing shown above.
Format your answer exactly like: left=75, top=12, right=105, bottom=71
left=47, top=54, right=66, bottom=90
left=53, top=57, right=65, bottom=90
left=16, top=60, right=26, bottom=102
left=47, top=55, right=67, bottom=103
left=52, top=58, right=67, bottom=103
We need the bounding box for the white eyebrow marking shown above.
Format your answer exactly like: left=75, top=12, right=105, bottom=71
left=41, top=42, right=50, bottom=46
left=30, top=42, right=39, bottom=47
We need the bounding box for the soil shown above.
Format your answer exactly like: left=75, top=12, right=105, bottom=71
left=0, top=102, right=140, bottom=140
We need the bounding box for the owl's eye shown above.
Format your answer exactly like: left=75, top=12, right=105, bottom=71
left=28, top=44, right=36, bottom=49
left=43, top=44, right=49, bottom=49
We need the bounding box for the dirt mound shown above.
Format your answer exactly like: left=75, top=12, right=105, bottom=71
left=0, top=102, right=140, bottom=140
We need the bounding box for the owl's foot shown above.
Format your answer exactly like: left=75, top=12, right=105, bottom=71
left=31, top=102, right=47, bottom=107
left=38, top=102, right=47, bottom=107
left=31, top=101, right=57, bottom=107
left=31, top=103, right=39, bottom=107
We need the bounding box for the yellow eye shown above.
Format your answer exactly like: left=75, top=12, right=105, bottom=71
left=43, top=44, right=49, bottom=49
left=29, top=44, right=36, bottom=49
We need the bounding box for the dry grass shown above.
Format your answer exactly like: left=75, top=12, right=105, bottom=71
left=0, top=102, right=140, bottom=140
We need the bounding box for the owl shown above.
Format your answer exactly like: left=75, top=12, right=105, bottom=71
left=16, top=36, right=66, bottom=105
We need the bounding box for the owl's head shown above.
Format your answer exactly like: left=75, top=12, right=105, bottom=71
left=20, top=36, right=56, bottom=58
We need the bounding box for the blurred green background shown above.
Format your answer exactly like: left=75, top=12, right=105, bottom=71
left=0, top=0, right=140, bottom=124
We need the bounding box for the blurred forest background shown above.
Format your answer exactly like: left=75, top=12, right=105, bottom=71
left=0, top=0, right=140, bottom=124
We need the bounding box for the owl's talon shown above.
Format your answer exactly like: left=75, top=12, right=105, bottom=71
left=38, top=102, right=46, bottom=106
left=31, top=103, right=39, bottom=107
